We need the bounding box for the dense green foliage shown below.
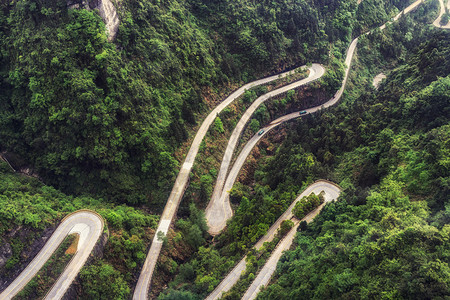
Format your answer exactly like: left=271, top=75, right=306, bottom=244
left=162, top=246, right=235, bottom=295
left=0, top=162, right=157, bottom=235
left=160, top=7, right=449, bottom=298
left=259, top=183, right=449, bottom=298
left=79, top=261, right=130, bottom=299
left=0, top=0, right=183, bottom=204
left=256, top=31, right=450, bottom=299
left=176, top=203, right=209, bottom=249
left=292, top=192, right=325, bottom=219
left=0, top=0, right=414, bottom=206
left=0, top=161, right=158, bottom=296
left=0, top=0, right=447, bottom=298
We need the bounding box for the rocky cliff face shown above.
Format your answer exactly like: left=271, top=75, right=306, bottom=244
left=0, top=226, right=56, bottom=290
left=0, top=243, right=12, bottom=270
left=68, top=0, right=119, bottom=41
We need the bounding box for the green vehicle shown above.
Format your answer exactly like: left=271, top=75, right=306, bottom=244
left=258, top=129, right=265, bottom=135
left=299, top=110, right=307, bottom=115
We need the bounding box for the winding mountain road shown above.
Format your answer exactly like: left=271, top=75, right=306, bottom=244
left=433, top=0, right=450, bottom=28
left=205, top=0, right=449, bottom=240
left=133, top=64, right=324, bottom=300
left=0, top=210, right=104, bottom=300
left=206, top=181, right=341, bottom=300
left=207, top=0, right=447, bottom=298
left=2, top=0, right=448, bottom=299
left=205, top=37, right=357, bottom=235
left=205, top=63, right=326, bottom=235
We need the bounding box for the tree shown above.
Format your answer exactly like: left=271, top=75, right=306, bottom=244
left=79, top=262, right=130, bottom=300
left=249, top=119, right=260, bottom=133
left=299, top=220, right=307, bottom=231
left=278, top=219, right=294, bottom=237
left=179, top=262, right=196, bottom=281
left=200, top=174, right=213, bottom=202
left=214, top=117, right=225, bottom=134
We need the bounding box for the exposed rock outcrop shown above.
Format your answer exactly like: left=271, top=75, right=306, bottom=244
left=0, top=226, right=56, bottom=291
left=1, top=151, right=42, bottom=180
left=67, top=0, right=120, bottom=41
left=0, top=243, right=12, bottom=270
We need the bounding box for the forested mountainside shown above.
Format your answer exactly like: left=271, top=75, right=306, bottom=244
left=156, top=5, right=450, bottom=300
left=1, top=0, right=449, bottom=299
left=255, top=31, right=450, bottom=300
left=0, top=0, right=415, bottom=206
left=0, top=161, right=159, bottom=298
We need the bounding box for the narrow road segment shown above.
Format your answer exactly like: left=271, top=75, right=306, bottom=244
left=205, top=64, right=326, bottom=235
left=207, top=0, right=436, bottom=298
left=0, top=210, right=104, bottom=300
left=433, top=0, right=450, bottom=28
left=133, top=65, right=323, bottom=300
left=240, top=1, right=446, bottom=298
left=206, top=181, right=341, bottom=300
left=206, top=37, right=356, bottom=235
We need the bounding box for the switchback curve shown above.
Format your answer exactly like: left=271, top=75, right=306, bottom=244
left=205, top=63, right=326, bottom=234
left=0, top=210, right=104, bottom=300
left=208, top=0, right=446, bottom=298
left=3, top=0, right=446, bottom=299
left=206, top=181, right=341, bottom=300
left=133, top=63, right=324, bottom=300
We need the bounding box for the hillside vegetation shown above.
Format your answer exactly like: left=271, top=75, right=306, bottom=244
left=0, top=0, right=414, bottom=206
left=1, top=0, right=448, bottom=299
left=256, top=29, right=450, bottom=300
left=157, top=2, right=449, bottom=299
left=0, top=161, right=158, bottom=298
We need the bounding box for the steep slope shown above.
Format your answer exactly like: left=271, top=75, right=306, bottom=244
left=256, top=30, right=450, bottom=300
left=0, top=0, right=415, bottom=206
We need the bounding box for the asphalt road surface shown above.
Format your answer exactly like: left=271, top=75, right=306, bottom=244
left=241, top=182, right=341, bottom=300
left=133, top=65, right=322, bottom=300
left=206, top=37, right=357, bottom=235
left=205, top=63, right=326, bottom=235
left=373, top=72, right=387, bottom=89
left=206, top=181, right=341, bottom=300
left=132, top=0, right=450, bottom=297
left=433, top=0, right=450, bottom=28
left=0, top=211, right=104, bottom=300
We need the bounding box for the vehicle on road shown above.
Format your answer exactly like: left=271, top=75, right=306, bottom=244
left=258, top=129, right=265, bottom=135
left=299, top=110, right=307, bottom=115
